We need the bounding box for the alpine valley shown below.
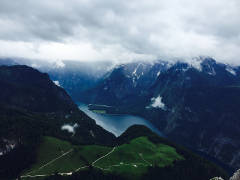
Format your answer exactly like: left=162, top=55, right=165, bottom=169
left=0, top=58, right=240, bottom=180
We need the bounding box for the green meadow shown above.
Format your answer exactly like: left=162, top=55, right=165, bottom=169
left=22, top=136, right=183, bottom=179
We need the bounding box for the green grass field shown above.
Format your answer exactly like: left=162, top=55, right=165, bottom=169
left=22, top=136, right=111, bottom=177
left=21, top=136, right=184, bottom=179
left=94, top=137, right=184, bottom=178
left=92, top=109, right=106, bottom=114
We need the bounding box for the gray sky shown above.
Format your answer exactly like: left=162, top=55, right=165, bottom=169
left=0, top=0, right=239, bottom=64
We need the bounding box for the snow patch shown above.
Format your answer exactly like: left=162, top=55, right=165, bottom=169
left=61, top=123, right=78, bottom=134
left=132, top=63, right=143, bottom=79
left=90, top=130, right=95, bottom=137
left=226, top=66, right=236, bottom=76
left=53, top=80, right=61, bottom=87
left=189, top=58, right=202, bottom=71
left=207, top=68, right=216, bottom=76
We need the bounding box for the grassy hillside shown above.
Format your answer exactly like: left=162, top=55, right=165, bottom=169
left=94, top=136, right=183, bottom=179
left=22, top=137, right=111, bottom=177
left=21, top=135, right=183, bottom=180
left=19, top=125, right=229, bottom=180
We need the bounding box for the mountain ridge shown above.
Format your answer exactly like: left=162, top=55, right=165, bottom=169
left=81, top=58, right=240, bottom=170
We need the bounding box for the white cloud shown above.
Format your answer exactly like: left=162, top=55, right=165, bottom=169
left=61, top=123, right=79, bottom=134
left=147, top=95, right=166, bottom=110
left=0, top=0, right=239, bottom=64
left=30, top=63, right=41, bottom=68
left=54, top=60, right=65, bottom=68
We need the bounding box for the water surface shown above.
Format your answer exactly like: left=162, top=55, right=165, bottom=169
left=78, top=103, right=163, bottom=137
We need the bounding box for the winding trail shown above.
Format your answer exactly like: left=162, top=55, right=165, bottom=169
left=20, top=146, right=152, bottom=179
left=37, top=149, right=74, bottom=170
left=21, top=149, right=73, bottom=178
left=92, top=147, right=116, bottom=166
left=139, top=153, right=152, bottom=166
left=21, top=147, right=116, bottom=179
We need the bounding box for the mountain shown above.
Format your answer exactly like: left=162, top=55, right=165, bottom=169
left=83, top=61, right=169, bottom=105
left=0, top=58, right=113, bottom=102
left=43, top=60, right=113, bottom=102
left=0, top=65, right=77, bottom=113
left=0, top=65, right=115, bottom=179
left=82, top=58, right=240, bottom=170
left=0, top=64, right=230, bottom=180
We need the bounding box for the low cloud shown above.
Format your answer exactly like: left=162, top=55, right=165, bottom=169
left=147, top=95, right=166, bottom=110
left=61, top=123, right=79, bottom=134
left=53, top=60, right=65, bottom=68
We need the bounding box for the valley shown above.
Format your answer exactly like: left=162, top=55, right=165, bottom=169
left=0, top=0, right=239, bottom=179
left=0, top=62, right=236, bottom=180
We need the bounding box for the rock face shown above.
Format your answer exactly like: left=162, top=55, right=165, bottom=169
left=211, top=169, right=240, bottom=180
left=210, top=177, right=225, bottom=180
left=230, top=169, right=240, bottom=180
left=83, top=58, right=240, bottom=169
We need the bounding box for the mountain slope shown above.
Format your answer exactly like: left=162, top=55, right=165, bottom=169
left=24, top=125, right=228, bottom=180
left=0, top=58, right=114, bottom=102
left=82, top=58, right=240, bottom=169
left=0, top=65, right=115, bottom=179
left=0, top=65, right=78, bottom=113
left=83, top=61, right=168, bottom=106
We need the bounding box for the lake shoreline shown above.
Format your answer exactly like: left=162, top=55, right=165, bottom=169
left=78, top=102, right=164, bottom=137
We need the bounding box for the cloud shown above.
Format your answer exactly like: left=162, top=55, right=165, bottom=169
left=53, top=60, right=65, bottom=68
left=147, top=95, right=166, bottom=110
left=61, top=123, right=79, bottom=134
left=0, top=0, right=239, bottom=64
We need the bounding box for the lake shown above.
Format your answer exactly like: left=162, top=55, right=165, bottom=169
left=78, top=103, right=163, bottom=137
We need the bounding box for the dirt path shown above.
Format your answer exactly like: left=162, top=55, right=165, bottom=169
left=20, top=147, right=152, bottom=179
left=21, top=147, right=116, bottom=179
left=92, top=147, right=116, bottom=166
left=22, top=149, right=73, bottom=177
left=139, top=153, right=152, bottom=166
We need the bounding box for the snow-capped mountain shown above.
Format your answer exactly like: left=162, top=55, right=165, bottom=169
left=83, top=58, right=240, bottom=169
left=2, top=57, right=240, bottom=169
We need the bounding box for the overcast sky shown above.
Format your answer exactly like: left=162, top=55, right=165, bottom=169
left=0, top=0, right=239, bottom=64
